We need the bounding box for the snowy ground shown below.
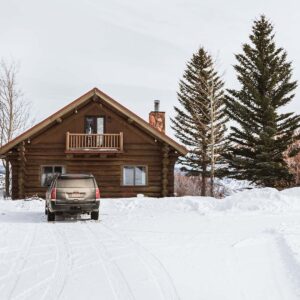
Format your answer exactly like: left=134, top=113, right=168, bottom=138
left=1, top=189, right=300, bottom=300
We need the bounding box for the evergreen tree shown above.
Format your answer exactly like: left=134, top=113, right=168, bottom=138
left=171, top=47, right=228, bottom=196
left=225, top=15, right=300, bottom=187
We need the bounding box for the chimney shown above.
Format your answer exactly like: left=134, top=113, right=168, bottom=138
left=149, top=100, right=165, bottom=133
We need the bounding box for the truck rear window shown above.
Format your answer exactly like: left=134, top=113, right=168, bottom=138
left=56, top=178, right=95, bottom=188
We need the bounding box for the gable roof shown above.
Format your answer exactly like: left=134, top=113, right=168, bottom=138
left=0, top=87, right=187, bottom=156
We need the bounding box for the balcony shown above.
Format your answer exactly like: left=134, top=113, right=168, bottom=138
left=65, top=132, right=123, bottom=154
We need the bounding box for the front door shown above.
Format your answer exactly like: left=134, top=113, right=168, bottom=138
left=85, top=116, right=105, bottom=147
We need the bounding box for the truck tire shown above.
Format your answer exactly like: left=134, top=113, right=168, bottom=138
left=47, top=211, right=55, bottom=221
left=91, top=211, right=99, bottom=220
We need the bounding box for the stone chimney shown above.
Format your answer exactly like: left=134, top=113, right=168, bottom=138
left=149, top=100, right=165, bottom=133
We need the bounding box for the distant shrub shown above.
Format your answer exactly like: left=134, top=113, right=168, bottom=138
left=174, top=172, right=226, bottom=198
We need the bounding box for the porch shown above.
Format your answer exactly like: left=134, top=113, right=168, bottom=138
left=65, top=132, right=123, bottom=153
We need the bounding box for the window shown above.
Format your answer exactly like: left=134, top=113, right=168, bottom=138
left=56, top=178, right=95, bottom=188
left=122, top=166, right=147, bottom=186
left=41, top=165, right=65, bottom=187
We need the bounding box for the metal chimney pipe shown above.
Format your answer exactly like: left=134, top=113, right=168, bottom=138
left=154, top=100, right=160, bottom=112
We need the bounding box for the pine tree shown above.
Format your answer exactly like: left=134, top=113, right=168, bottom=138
left=225, top=15, right=300, bottom=187
left=171, top=47, right=228, bottom=196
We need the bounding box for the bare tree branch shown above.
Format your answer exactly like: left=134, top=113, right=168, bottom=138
left=0, top=59, right=34, bottom=197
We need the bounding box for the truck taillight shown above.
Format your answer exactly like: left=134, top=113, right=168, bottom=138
left=95, top=188, right=100, bottom=199
left=51, top=188, right=56, bottom=200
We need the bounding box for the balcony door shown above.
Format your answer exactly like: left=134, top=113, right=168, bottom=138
left=85, top=116, right=104, bottom=134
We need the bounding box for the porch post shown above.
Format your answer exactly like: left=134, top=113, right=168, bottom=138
left=120, top=132, right=124, bottom=152
left=66, top=132, right=70, bottom=151
left=5, top=157, right=10, bottom=198
left=18, top=141, right=26, bottom=199
left=162, top=144, right=169, bottom=197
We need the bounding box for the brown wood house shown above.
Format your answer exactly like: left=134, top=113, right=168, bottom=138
left=0, top=88, right=187, bottom=199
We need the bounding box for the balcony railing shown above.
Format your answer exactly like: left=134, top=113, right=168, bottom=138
left=66, top=132, right=123, bottom=153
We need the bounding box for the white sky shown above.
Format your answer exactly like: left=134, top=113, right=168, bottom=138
left=1, top=0, right=300, bottom=137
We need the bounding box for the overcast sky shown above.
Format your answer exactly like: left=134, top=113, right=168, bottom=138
left=1, top=0, right=300, bottom=137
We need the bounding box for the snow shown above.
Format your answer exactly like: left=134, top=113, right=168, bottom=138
left=1, top=188, right=300, bottom=299
left=217, top=177, right=256, bottom=195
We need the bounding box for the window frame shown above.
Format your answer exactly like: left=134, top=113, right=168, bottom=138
left=121, top=165, right=148, bottom=187
left=40, top=165, right=66, bottom=187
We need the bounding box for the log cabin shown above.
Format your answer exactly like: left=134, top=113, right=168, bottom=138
left=0, top=88, right=187, bottom=199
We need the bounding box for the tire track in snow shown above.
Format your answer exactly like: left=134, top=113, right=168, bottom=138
left=232, top=229, right=300, bottom=299
left=104, top=224, right=179, bottom=300
left=42, top=220, right=135, bottom=300
left=270, top=228, right=300, bottom=297
left=0, top=218, right=178, bottom=299
left=1, top=224, right=38, bottom=300
left=123, top=234, right=180, bottom=300
left=7, top=225, right=70, bottom=300
left=42, top=225, right=74, bottom=300
left=0, top=225, right=22, bottom=280
left=85, top=222, right=136, bottom=300
left=88, top=223, right=179, bottom=300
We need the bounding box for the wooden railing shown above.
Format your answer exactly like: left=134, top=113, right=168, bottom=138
left=66, top=132, right=123, bottom=153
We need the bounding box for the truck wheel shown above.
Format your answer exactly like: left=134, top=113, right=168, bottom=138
left=47, top=211, right=55, bottom=222
left=91, top=211, right=99, bottom=220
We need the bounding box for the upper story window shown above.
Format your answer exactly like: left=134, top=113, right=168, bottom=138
left=85, top=116, right=104, bottom=134
left=41, top=165, right=65, bottom=187
left=122, top=166, right=147, bottom=186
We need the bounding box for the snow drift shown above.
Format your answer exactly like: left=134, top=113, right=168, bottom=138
left=101, top=187, right=300, bottom=216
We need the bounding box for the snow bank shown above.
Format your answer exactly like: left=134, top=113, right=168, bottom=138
left=101, top=187, right=300, bottom=216
left=211, top=187, right=298, bottom=213
left=1, top=187, right=300, bottom=217
left=221, top=187, right=300, bottom=213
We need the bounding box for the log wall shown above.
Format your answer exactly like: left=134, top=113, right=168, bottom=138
left=8, top=100, right=179, bottom=199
